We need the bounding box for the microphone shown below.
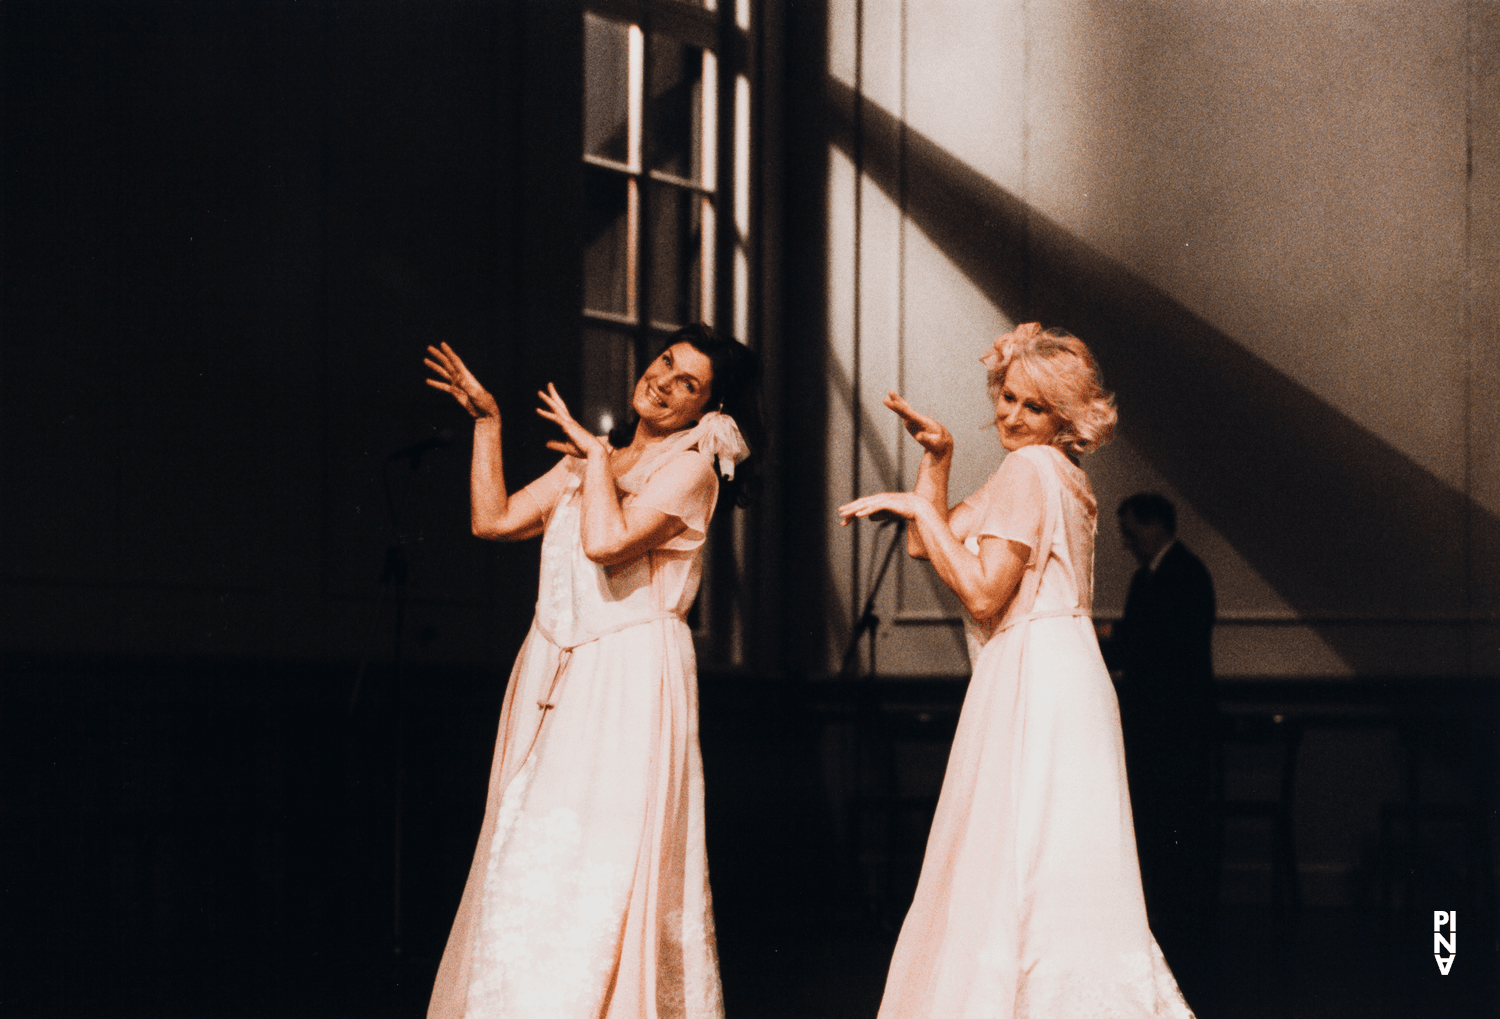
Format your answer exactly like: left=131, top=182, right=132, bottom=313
left=387, top=429, right=455, bottom=464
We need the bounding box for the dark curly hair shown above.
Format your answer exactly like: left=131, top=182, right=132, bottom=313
left=608, top=323, right=764, bottom=508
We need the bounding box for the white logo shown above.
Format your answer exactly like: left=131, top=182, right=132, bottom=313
left=1434, top=910, right=1456, bottom=975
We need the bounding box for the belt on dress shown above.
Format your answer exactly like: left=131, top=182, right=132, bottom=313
left=992, top=606, right=1090, bottom=635
left=532, top=611, right=686, bottom=710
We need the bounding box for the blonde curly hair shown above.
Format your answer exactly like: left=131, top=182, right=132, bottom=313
left=983, top=322, right=1117, bottom=456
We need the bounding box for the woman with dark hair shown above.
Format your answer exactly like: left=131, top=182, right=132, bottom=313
left=841, top=323, right=1192, bottom=1019
left=423, top=323, right=759, bottom=1019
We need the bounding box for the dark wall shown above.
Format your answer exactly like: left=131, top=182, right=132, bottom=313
left=2, top=0, right=585, bottom=666
left=776, top=0, right=833, bottom=677
left=1, top=2, right=589, bottom=1014
left=2, top=4, right=835, bottom=1014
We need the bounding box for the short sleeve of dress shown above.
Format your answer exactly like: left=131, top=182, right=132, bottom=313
left=629, top=449, right=721, bottom=552
left=974, top=451, right=1046, bottom=561
left=512, top=456, right=574, bottom=527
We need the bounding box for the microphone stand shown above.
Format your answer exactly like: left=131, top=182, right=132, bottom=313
left=350, top=434, right=447, bottom=979
left=839, top=517, right=907, bottom=680
left=837, top=518, right=906, bottom=923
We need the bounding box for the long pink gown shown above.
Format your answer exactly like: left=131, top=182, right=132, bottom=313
left=877, top=444, right=1194, bottom=1019
left=429, top=426, right=724, bottom=1019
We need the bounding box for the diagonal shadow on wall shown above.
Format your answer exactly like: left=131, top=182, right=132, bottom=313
left=829, top=76, right=1494, bottom=676
left=823, top=351, right=975, bottom=667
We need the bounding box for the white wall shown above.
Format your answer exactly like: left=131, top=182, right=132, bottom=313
left=824, top=0, right=1500, bottom=678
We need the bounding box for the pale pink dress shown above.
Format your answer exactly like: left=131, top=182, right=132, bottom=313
left=877, top=444, right=1194, bottom=1019
left=429, top=428, right=724, bottom=1019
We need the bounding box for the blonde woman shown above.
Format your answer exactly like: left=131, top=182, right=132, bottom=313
left=840, top=324, right=1193, bottom=1019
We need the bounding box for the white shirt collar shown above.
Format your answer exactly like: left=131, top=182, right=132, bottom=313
left=1148, top=538, right=1177, bottom=574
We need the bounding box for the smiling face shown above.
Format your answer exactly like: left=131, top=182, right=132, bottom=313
left=993, top=362, right=1064, bottom=452
left=631, top=342, right=715, bottom=435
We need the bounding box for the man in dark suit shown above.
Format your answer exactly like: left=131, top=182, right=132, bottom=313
left=1100, top=493, right=1216, bottom=990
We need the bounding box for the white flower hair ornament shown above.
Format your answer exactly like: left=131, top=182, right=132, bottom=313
left=690, top=410, right=751, bottom=480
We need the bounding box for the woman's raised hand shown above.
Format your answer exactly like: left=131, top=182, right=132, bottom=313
left=536, top=383, right=608, bottom=460
left=426, top=342, right=501, bottom=421
left=884, top=390, right=953, bottom=459
left=838, top=491, right=928, bottom=527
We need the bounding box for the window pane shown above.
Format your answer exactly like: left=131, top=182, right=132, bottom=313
left=584, top=14, right=632, bottom=164
left=649, top=184, right=710, bottom=328
left=583, top=166, right=635, bottom=318
left=581, top=328, right=636, bottom=438
left=647, top=35, right=710, bottom=183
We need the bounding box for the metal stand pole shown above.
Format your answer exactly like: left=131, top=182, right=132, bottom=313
left=837, top=520, right=906, bottom=920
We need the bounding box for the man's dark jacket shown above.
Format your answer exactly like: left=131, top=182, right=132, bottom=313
left=1105, top=540, right=1216, bottom=754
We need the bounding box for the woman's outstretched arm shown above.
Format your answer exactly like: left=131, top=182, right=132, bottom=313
left=535, top=384, right=692, bottom=566
left=882, top=391, right=978, bottom=560
left=425, top=342, right=547, bottom=541
left=839, top=492, right=1027, bottom=620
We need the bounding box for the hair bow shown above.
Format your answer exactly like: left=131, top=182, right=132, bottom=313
left=691, top=410, right=751, bottom=480
left=980, top=321, right=1046, bottom=372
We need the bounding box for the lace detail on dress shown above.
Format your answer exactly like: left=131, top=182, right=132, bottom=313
left=537, top=472, right=583, bottom=643
left=467, top=752, right=636, bottom=1017
left=432, top=437, right=724, bottom=1019
left=1014, top=944, right=1196, bottom=1019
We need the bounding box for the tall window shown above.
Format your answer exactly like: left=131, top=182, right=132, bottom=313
left=580, top=0, right=754, bottom=663
left=580, top=0, right=750, bottom=441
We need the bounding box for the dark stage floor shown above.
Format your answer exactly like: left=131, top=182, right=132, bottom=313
left=711, top=904, right=1492, bottom=1019
left=341, top=906, right=1493, bottom=1019
left=3, top=658, right=1495, bottom=1017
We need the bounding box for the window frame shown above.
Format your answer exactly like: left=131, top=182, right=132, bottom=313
left=580, top=0, right=757, bottom=666
left=581, top=0, right=747, bottom=380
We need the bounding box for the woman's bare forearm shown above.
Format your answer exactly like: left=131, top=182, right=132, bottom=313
left=578, top=452, right=628, bottom=555
left=469, top=417, right=535, bottom=539
left=469, top=417, right=508, bottom=534
left=577, top=452, right=685, bottom=565
left=907, top=450, right=952, bottom=559
left=909, top=502, right=1023, bottom=620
